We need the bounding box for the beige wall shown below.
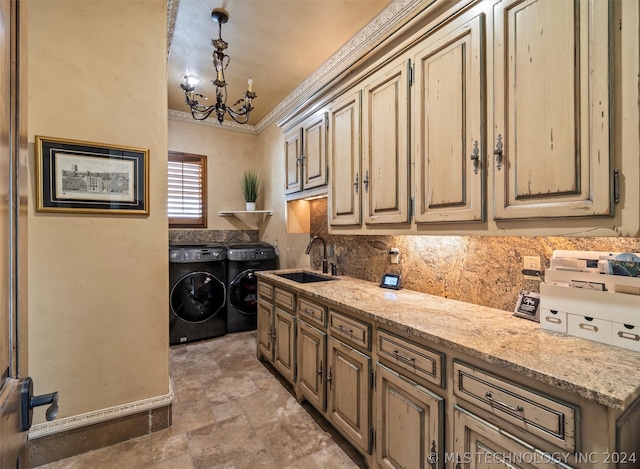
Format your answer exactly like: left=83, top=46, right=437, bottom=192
left=257, top=122, right=310, bottom=269
left=168, top=120, right=260, bottom=230
left=27, top=0, right=169, bottom=423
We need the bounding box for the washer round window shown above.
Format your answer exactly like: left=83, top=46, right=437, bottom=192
left=229, top=270, right=258, bottom=315
left=170, top=272, right=226, bottom=323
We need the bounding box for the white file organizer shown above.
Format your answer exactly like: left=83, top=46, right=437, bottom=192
left=540, top=251, right=640, bottom=352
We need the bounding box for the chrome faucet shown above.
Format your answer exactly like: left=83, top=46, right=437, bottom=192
left=305, top=236, right=328, bottom=274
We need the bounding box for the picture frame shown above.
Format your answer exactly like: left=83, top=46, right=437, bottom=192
left=35, top=136, right=149, bottom=215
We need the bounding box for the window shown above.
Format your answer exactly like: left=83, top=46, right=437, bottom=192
left=168, top=151, right=207, bottom=227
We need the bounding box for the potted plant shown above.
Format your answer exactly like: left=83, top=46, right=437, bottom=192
left=241, top=170, right=260, bottom=211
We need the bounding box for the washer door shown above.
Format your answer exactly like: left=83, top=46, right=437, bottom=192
left=229, top=269, right=259, bottom=315
left=170, top=271, right=226, bottom=323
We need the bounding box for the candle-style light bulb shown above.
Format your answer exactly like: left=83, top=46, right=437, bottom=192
left=248, top=76, right=253, bottom=92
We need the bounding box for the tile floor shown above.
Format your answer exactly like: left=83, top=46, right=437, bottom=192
left=37, top=331, right=364, bottom=469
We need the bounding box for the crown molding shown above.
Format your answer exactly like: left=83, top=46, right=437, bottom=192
left=168, top=109, right=259, bottom=135
left=259, top=0, right=428, bottom=132
left=166, top=0, right=180, bottom=62
left=29, top=380, right=174, bottom=439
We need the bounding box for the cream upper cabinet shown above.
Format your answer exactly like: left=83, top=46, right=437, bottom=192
left=302, top=112, right=328, bottom=190
left=284, top=112, right=328, bottom=194
left=491, top=0, right=612, bottom=220
left=413, top=13, right=485, bottom=223
left=284, top=128, right=302, bottom=194
left=328, top=90, right=362, bottom=226
left=362, top=58, right=411, bottom=225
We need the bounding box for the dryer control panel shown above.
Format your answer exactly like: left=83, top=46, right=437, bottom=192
left=169, top=245, right=227, bottom=263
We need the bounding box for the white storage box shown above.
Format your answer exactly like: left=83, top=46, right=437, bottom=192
left=540, top=251, right=640, bottom=351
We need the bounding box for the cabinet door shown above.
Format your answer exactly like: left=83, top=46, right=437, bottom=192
left=329, top=90, right=362, bottom=226
left=362, top=59, right=410, bottom=225
left=273, top=307, right=296, bottom=383
left=257, top=300, right=273, bottom=360
left=492, top=0, right=611, bottom=220
left=453, top=406, right=566, bottom=468
left=297, top=320, right=326, bottom=411
left=284, top=127, right=302, bottom=194
left=413, top=13, right=485, bottom=223
left=376, top=364, right=444, bottom=469
left=327, top=336, right=371, bottom=454
left=302, top=112, right=328, bottom=190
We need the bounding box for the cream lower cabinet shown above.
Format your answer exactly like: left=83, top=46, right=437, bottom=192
left=257, top=299, right=274, bottom=360
left=273, top=307, right=296, bottom=383
left=296, top=319, right=326, bottom=411
left=376, top=363, right=444, bottom=469
left=453, top=407, right=565, bottom=469
left=257, top=298, right=296, bottom=384
left=327, top=336, right=372, bottom=455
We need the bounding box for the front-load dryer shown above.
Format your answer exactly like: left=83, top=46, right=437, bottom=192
left=169, top=244, right=227, bottom=345
left=225, top=242, right=277, bottom=332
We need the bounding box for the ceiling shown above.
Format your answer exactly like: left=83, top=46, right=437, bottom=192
left=168, top=0, right=392, bottom=126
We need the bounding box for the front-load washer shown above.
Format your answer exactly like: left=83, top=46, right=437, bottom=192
left=225, top=242, right=277, bottom=332
left=169, top=244, right=227, bottom=345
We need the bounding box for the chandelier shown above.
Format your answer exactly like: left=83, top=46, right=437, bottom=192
left=180, top=9, right=257, bottom=125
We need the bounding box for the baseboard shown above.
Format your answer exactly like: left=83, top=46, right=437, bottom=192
left=29, top=381, right=174, bottom=467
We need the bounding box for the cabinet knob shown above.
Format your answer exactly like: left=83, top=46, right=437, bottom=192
left=493, top=134, right=504, bottom=171
left=363, top=170, right=370, bottom=192
left=317, top=360, right=323, bottom=376
left=353, top=171, right=359, bottom=194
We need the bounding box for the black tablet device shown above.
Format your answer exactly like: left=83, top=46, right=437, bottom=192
left=380, top=273, right=401, bottom=290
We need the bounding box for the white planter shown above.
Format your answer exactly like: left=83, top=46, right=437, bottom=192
left=245, top=202, right=256, bottom=211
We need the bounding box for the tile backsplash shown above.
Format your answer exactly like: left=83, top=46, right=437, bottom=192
left=309, top=199, right=640, bottom=312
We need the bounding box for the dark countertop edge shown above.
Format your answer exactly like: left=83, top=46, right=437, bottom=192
left=256, top=269, right=640, bottom=410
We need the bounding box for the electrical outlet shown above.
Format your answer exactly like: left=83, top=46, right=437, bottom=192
left=523, top=256, right=541, bottom=270
left=389, top=247, right=400, bottom=264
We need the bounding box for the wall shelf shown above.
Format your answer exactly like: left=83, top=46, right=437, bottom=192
left=218, top=209, right=273, bottom=217
left=218, top=209, right=273, bottom=229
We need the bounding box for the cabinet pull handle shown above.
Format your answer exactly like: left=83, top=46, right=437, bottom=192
left=493, top=134, right=503, bottom=171
left=363, top=170, right=369, bottom=192
left=301, top=154, right=306, bottom=166
left=618, top=331, right=640, bottom=341
left=327, top=366, right=333, bottom=389
left=303, top=308, right=314, bottom=316
left=338, top=324, right=353, bottom=335
left=296, top=156, right=301, bottom=167
left=485, top=391, right=524, bottom=412
left=545, top=316, right=562, bottom=324
left=393, top=350, right=415, bottom=363
left=354, top=171, right=359, bottom=194
left=470, top=140, right=480, bottom=174
left=579, top=323, right=598, bottom=332
left=317, top=360, right=323, bottom=376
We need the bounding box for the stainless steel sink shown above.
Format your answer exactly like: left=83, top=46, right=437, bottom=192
left=276, top=271, right=337, bottom=283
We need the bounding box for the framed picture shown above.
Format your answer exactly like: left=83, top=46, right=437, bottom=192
left=35, top=136, right=149, bottom=215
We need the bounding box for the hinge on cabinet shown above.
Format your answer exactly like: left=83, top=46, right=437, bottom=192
left=409, top=63, right=414, bottom=86
left=370, top=369, right=375, bottom=390
left=614, top=169, right=620, bottom=203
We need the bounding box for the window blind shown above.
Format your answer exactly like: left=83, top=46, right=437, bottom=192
left=168, top=152, right=207, bottom=227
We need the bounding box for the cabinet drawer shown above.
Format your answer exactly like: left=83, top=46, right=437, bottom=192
left=377, top=330, right=444, bottom=388
left=298, top=297, right=326, bottom=327
left=329, top=310, right=370, bottom=349
left=612, top=322, right=640, bottom=352
left=258, top=281, right=274, bottom=301
left=274, top=287, right=296, bottom=312
left=540, top=308, right=568, bottom=333
left=453, top=361, right=577, bottom=452
left=567, top=314, right=612, bottom=345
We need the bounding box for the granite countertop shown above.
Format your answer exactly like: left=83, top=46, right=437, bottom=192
left=257, top=269, right=640, bottom=411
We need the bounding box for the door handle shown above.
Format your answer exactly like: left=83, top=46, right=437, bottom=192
left=21, top=377, right=59, bottom=431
